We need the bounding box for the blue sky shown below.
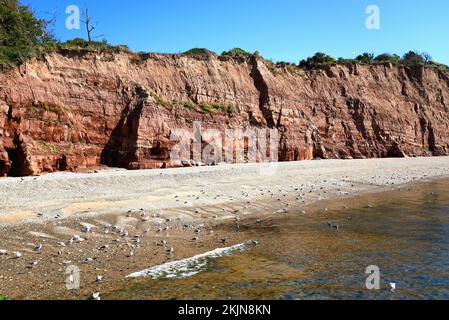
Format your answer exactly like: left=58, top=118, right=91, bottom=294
left=25, top=0, right=449, bottom=65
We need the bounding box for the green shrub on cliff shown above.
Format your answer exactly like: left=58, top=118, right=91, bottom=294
left=221, top=48, right=252, bottom=58
left=200, top=103, right=213, bottom=113
left=151, top=93, right=172, bottom=109
left=374, top=53, right=401, bottom=64
left=212, top=103, right=228, bottom=112
left=299, top=52, right=337, bottom=69
left=182, top=48, right=216, bottom=58
left=0, top=295, right=8, bottom=300
left=401, top=51, right=426, bottom=66
left=0, top=0, right=55, bottom=68
left=356, top=52, right=375, bottom=64
left=183, top=102, right=194, bottom=110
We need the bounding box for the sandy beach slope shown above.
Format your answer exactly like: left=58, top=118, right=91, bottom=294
left=1, top=157, right=449, bottom=225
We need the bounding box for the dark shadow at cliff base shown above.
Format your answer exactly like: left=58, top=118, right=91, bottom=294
left=100, top=84, right=146, bottom=169
left=4, top=137, right=32, bottom=177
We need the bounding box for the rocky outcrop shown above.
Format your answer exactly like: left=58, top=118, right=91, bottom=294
left=1, top=51, right=449, bottom=176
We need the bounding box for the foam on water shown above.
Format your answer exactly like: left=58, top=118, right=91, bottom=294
left=127, top=243, right=247, bottom=279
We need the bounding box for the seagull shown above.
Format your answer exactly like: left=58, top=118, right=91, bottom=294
left=251, top=240, right=259, bottom=245
left=13, top=251, right=22, bottom=259
left=0, top=249, right=7, bottom=255
left=56, top=242, right=66, bottom=247
left=121, top=231, right=129, bottom=237
left=72, top=235, right=85, bottom=243
left=30, top=260, right=38, bottom=267
left=165, top=247, right=174, bottom=253
left=85, top=257, right=94, bottom=263
left=220, top=239, right=227, bottom=244
left=390, top=282, right=396, bottom=292
left=34, top=244, right=43, bottom=252
left=82, top=225, right=92, bottom=233
left=96, top=275, right=103, bottom=283
left=192, top=237, right=199, bottom=241
left=92, top=292, right=101, bottom=301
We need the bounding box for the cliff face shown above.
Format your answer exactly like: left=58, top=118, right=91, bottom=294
left=1, top=51, right=449, bottom=176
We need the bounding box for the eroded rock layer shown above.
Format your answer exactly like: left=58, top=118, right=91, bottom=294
left=1, top=51, right=449, bottom=176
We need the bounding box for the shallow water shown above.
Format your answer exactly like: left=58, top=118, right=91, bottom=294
left=111, top=179, right=449, bottom=300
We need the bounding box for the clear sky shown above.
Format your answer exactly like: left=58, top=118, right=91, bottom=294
left=24, top=0, right=449, bottom=65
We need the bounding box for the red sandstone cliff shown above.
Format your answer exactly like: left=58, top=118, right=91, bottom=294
left=1, top=51, right=449, bottom=176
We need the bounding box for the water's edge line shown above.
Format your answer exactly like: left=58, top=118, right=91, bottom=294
left=126, top=242, right=248, bottom=279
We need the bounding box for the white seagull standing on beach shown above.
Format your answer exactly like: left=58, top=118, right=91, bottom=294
left=71, top=235, right=85, bottom=243
left=390, top=282, right=396, bottom=292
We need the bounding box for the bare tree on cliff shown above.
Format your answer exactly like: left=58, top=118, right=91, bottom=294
left=81, top=7, right=103, bottom=45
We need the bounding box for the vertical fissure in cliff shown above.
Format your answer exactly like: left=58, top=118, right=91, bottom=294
left=249, top=57, right=276, bottom=128
left=100, top=84, right=147, bottom=168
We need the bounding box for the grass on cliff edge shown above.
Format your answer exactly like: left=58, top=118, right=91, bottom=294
left=1, top=2, right=448, bottom=72
left=0, top=295, right=7, bottom=300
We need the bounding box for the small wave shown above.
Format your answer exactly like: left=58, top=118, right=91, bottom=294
left=127, top=243, right=247, bottom=279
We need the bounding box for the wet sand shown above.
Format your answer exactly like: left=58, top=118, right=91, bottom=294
left=1, top=157, right=449, bottom=300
